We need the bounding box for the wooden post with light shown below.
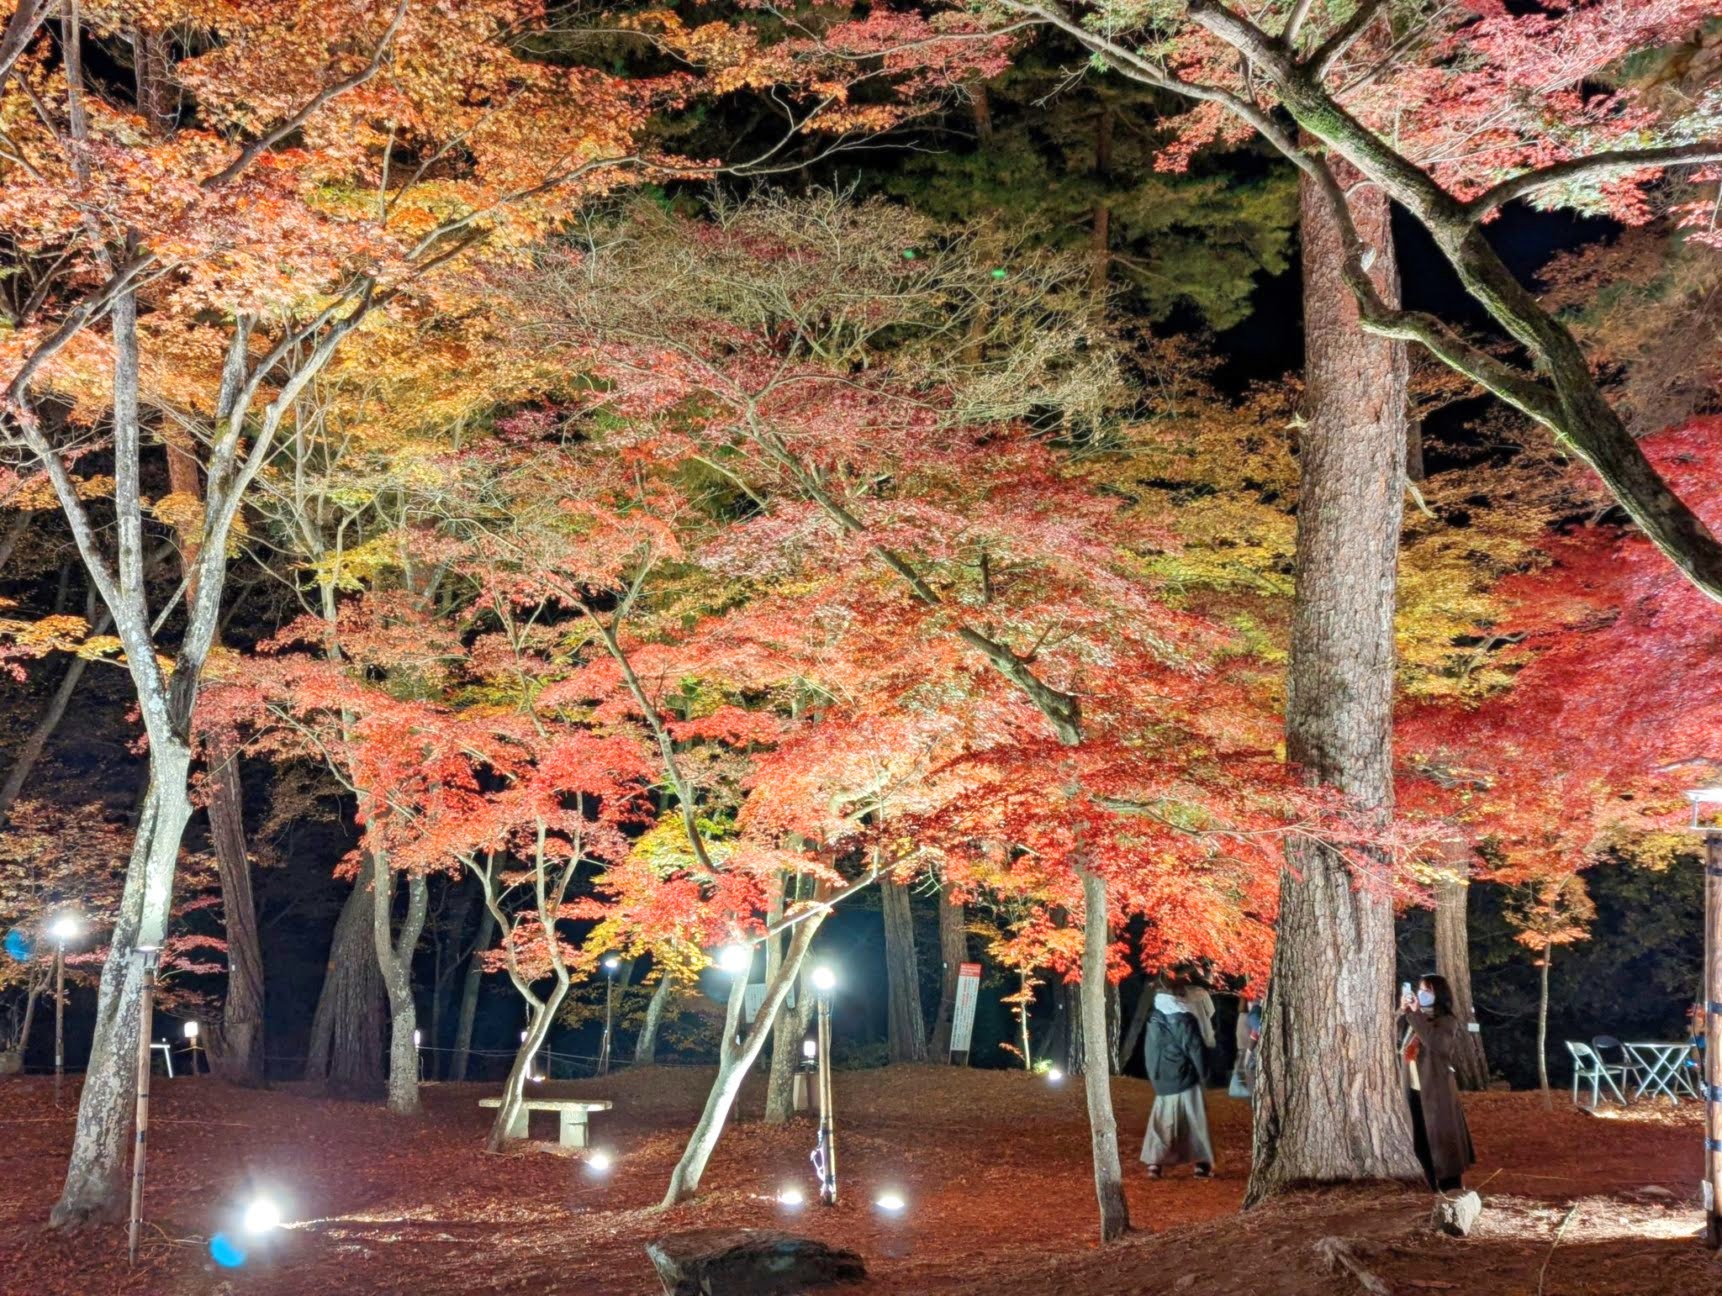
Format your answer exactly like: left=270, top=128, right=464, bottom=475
left=1685, top=787, right=1722, bottom=1249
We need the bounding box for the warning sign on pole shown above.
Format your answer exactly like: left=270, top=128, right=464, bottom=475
left=948, top=962, right=982, bottom=1059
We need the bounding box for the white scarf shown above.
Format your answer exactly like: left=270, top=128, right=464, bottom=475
left=1154, top=992, right=1191, bottom=1017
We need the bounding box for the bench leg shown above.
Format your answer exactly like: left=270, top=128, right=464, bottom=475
left=556, top=1111, right=588, bottom=1149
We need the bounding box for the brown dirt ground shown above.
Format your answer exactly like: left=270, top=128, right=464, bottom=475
left=0, top=1067, right=1717, bottom=1295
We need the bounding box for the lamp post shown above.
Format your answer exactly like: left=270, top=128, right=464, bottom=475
left=598, top=955, right=620, bottom=1077
left=183, top=1019, right=201, bottom=1075
left=809, top=964, right=837, bottom=1206
left=1687, top=787, right=1722, bottom=1249
left=48, top=914, right=79, bottom=1105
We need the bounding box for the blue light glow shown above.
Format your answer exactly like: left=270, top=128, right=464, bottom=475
left=209, top=1232, right=247, bottom=1268
left=3, top=929, right=31, bottom=962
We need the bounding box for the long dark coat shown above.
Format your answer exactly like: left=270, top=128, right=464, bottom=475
left=1401, top=1008, right=1476, bottom=1185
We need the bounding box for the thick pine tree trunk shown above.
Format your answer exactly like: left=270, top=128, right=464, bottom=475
left=634, top=973, right=672, bottom=1067
left=926, top=889, right=968, bottom=1061
left=449, top=903, right=495, bottom=1082
left=880, top=879, right=927, bottom=1063
left=1078, top=867, right=1129, bottom=1240
left=1433, top=846, right=1489, bottom=1090
left=373, top=856, right=428, bottom=1116
left=51, top=748, right=193, bottom=1226
left=205, top=742, right=266, bottom=1086
left=1246, top=176, right=1421, bottom=1204
left=305, top=877, right=387, bottom=1098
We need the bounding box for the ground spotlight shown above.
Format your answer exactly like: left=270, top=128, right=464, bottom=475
left=874, top=1191, right=907, bottom=1214
left=586, top=1149, right=614, bottom=1173
left=1046, top=1067, right=1063, bottom=1083
left=776, top=1186, right=805, bottom=1207
left=242, top=1195, right=284, bottom=1236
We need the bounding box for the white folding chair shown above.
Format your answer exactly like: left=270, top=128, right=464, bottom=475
left=1566, top=1040, right=1628, bottom=1108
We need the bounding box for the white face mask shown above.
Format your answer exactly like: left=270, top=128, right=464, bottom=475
left=1416, top=989, right=1436, bottom=1009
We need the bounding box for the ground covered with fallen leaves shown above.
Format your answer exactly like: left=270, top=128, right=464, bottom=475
left=0, top=1066, right=1715, bottom=1294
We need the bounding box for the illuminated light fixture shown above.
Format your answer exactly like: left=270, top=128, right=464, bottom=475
left=776, top=1186, right=805, bottom=1207
left=49, top=915, right=80, bottom=942
left=1046, top=1067, right=1063, bottom=1083
left=183, top=1020, right=200, bottom=1041
left=718, top=944, right=750, bottom=975
left=874, top=1191, right=906, bottom=1214
left=810, top=965, right=837, bottom=994
left=802, top=1039, right=817, bottom=1061
left=602, top=956, right=621, bottom=973
left=412, top=1028, right=421, bottom=1046
left=586, top=1150, right=613, bottom=1173
left=1687, top=786, right=1722, bottom=831
left=241, top=1196, right=283, bottom=1236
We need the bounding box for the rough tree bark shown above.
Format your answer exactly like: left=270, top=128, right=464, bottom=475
left=1246, top=175, right=1422, bottom=1205
left=634, top=972, right=673, bottom=1067
left=1078, top=866, right=1129, bottom=1241
left=304, top=876, right=387, bottom=1097
left=1433, top=845, right=1489, bottom=1090
left=763, top=962, right=815, bottom=1123
left=203, top=741, right=266, bottom=1086
left=449, top=902, right=495, bottom=1083
left=925, top=888, right=969, bottom=1060
left=880, top=879, right=927, bottom=1064
left=372, top=854, right=429, bottom=1116
left=662, top=914, right=823, bottom=1205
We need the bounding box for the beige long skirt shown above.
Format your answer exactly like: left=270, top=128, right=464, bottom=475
left=1140, top=1087, right=1214, bottom=1167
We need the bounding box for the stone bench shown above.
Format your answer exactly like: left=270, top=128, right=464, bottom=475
left=478, top=1096, right=611, bottom=1148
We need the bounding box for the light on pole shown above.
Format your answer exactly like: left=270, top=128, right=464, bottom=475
left=183, top=1019, right=201, bottom=1075
left=1686, top=786, right=1722, bottom=1249
left=48, top=914, right=79, bottom=1105
left=809, top=964, right=838, bottom=1206
left=598, top=955, right=620, bottom=1077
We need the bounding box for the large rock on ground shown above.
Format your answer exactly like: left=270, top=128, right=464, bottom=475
left=1431, top=1191, right=1482, bottom=1238
left=646, top=1229, right=866, bottom=1296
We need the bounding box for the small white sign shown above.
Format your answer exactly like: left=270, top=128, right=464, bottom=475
left=744, top=983, right=764, bottom=1023
left=949, top=962, right=982, bottom=1056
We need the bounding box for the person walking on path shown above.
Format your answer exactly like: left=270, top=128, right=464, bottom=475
left=1141, top=985, right=1214, bottom=1179
left=1400, top=973, right=1476, bottom=1192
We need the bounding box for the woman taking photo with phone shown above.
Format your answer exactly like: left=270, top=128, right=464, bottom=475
left=1400, top=974, right=1476, bottom=1192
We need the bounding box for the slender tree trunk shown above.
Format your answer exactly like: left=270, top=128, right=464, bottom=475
left=372, top=855, right=428, bottom=1116
left=450, top=903, right=495, bottom=1083
left=18, top=968, right=45, bottom=1057
left=634, top=972, right=673, bottom=1066
left=926, top=889, right=968, bottom=1060
left=1433, top=846, right=1489, bottom=1090
left=880, top=879, right=927, bottom=1064
left=0, top=509, right=29, bottom=576
left=487, top=973, right=571, bottom=1152
left=51, top=748, right=192, bottom=1226
left=1247, top=175, right=1421, bottom=1205
left=204, top=741, right=266, bottom=1086
left=0, top=600, right=109, bottom=821
left=1537, top=941, right=1552, bottom=1104
left=1091, top=106, right=1113, bottom=299
left=764, top=963, right=816, bottom=1123
left=1078, top=866, right=1129, bottom=1241
left=662, top=916, right=822, bottom=1205
left=304, top=876, right=387, bottom=1097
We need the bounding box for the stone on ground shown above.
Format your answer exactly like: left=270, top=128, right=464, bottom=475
left=646, top=1228, right=866, bottom=1296
left=1431, top=1191, right=1483, bottom=1238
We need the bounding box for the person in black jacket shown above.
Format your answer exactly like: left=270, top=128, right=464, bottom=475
left=1140, top=986, right=1214, bottom=1179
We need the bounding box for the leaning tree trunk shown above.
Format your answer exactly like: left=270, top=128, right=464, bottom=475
left=204, top=741, right=266, bottom=1086
left=764, top=963, right=816, bottom=1123
left=634, top=972, right=673, bottom=1067
left=880, top=879, right=927, bottom=1064
left=372, top=854, right=429, bottom=1116
left=305, top=876, right=387, bottom=1097
left=1246, top=174, right=1422, bottom=1205
left=0, top=601, right=109, bottom=821
left=926, top=889, right=969, bottom=1060
left=449, top=902, right=495, bottom=1083
left=486, top=971, right=571, bottom=1152
left=1078, top=866, right=1130, bottom=1241
left=1433, top=845, right=1489, bottom=1090
left=663, top=915, right=822, bottom=1206
left=51, top=747, right=193, bottom=1226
